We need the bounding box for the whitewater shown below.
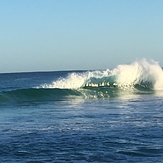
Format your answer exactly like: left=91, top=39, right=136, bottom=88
left=0, top=59, right=163, bottom=162
left=41, top=59, right=163, bottom=90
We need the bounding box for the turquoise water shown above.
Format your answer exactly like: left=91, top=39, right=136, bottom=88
left=0, top=61, right=163, bottom=162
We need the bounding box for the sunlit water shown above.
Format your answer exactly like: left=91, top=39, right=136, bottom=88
left=0, top=93, right=163, bottom=163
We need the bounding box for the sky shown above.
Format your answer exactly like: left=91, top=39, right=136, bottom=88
left=0, top=0, right=163, bottom=72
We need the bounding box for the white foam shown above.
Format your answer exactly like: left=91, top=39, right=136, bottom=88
left=41, top=70, right=110, bottom=89
left=111, top=59, right=163, bottom=90
left=42, top=59, right=163, bottom=90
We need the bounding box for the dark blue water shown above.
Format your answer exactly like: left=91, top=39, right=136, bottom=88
left=0, top=71, right=163, bottom=163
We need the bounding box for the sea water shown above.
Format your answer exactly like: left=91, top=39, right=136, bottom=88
left=0, top=59, right=163, bottom=163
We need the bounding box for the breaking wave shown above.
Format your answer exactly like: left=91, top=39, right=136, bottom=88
left=42, top=59, right=163, bottom=90
left=1, top=59, right=163, bottom=105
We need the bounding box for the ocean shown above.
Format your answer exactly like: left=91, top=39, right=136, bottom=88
left=0, top=59, right=163, bottom=163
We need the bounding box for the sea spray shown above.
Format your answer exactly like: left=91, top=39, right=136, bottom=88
left=112, top=59, right=163, bottom=90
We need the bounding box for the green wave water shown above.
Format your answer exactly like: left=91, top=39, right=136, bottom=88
left=0, top=84, right=155, bottom=105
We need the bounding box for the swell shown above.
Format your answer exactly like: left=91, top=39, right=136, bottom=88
left=0, top=85, right=154, bottom=105
left=0, top=88, right=82, bottom=105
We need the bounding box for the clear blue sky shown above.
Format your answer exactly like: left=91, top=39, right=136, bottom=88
left=0, top=0, right=163, bottom=72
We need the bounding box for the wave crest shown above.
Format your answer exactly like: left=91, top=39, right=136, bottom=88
left=41, top=59, right=163, bottom=90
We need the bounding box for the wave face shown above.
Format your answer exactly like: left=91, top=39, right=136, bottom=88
left=1, top=59, right=163, bottom=105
